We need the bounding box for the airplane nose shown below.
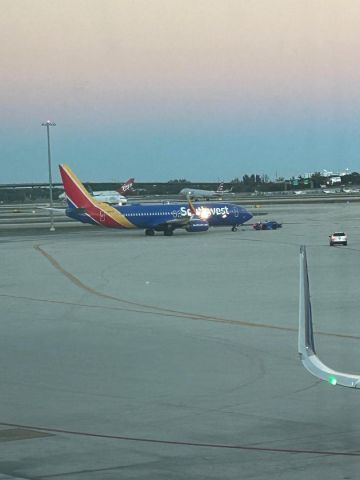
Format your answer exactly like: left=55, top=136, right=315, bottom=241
left=245, top=211, right=253, bottom=222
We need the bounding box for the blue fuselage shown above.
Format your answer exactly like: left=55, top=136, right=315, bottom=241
left=66, top=200, right=252, bottom=231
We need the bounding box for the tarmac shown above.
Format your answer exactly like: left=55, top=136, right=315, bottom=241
left=1, top=201, right=360, bottom=479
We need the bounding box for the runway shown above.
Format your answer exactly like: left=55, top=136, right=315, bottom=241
left=1, top=202, right=360, bottom=479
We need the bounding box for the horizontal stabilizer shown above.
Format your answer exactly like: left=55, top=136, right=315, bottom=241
left=36, top=206, right=66, bottom=214
left=70, top=207, right=87, bottom=214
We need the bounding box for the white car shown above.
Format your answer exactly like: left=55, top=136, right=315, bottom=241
left=329, top=232, right=347, bottom=246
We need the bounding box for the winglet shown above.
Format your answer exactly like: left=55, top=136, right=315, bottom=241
left=187, top=195, right=197, bottom=216
left=298, top=246, right=316, bottom=356
left=298, top=245, right=360, bottom=388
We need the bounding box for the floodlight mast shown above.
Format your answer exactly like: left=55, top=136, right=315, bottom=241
left=41, top=120, right=56, bottom=231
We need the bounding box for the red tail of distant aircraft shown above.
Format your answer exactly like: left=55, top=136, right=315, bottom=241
left=117, top=178, right=135, bottom=195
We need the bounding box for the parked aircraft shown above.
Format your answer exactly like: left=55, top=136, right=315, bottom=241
left=90, top=177, right=134, bottom=205
left=59, top=178, right=135, bottom=205
left=298, top=245, right=360, bottom=389
left=342, top=188, right=360, bottom=193
left=179, top=182, right=233, bottom=200
left=59, top=164, right=252, bottom=235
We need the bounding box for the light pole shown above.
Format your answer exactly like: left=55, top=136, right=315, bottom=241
left=41, top=120, right=56, bottom=231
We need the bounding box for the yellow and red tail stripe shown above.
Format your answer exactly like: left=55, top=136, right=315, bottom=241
left=187, top=195, right=197, bottom=215
left=59, top=164, right=135, bottom=229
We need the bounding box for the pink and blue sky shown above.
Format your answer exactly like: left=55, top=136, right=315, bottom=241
left=1, top=0, right=360, bottom=182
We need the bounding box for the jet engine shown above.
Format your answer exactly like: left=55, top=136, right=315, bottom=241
left=185, top=218, right=209, bottom=232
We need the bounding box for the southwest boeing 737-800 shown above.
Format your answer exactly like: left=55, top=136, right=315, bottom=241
left=59, top=164, right=252, bottom=236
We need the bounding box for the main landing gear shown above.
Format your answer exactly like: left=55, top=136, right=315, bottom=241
left=145, top=228, right=174, bottom=236
left=231, top=225, right=238, bottom=232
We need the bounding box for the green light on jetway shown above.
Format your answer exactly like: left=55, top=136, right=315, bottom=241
left=328, top=376, right=337, bottom=386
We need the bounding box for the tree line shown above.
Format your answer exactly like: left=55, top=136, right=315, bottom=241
left=1, top=171, right=360, bottom=202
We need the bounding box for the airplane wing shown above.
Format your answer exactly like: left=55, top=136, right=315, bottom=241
left=152, top=196, right=208, bottom=231
left=161, top=195, right=195, bottom=226
left=164, top=217, right=190, bottom=226
left=36, top=206, right=67, bottom=214
left=298, top=245, right=360, bottom=388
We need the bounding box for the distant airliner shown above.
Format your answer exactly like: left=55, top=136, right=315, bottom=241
left=179, top=182, right=233, bottom=200
left=298, top=245, right=360, bottom=388
left=90, top=178, right=135, bottom=205
left=59, top=178, right=135, bottom=205
left=59, top=164, right=252, bottom=235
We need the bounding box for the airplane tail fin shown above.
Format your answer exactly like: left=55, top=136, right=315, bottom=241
left=59, top=164, right=98, bottom=210
left=216, top=182, right=224, bottom=193
left=117, top=178, right=135, bottom=195
left=216, top=182, right=232, bottom=193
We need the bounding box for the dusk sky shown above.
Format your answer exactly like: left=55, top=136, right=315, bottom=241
left=2, top=0, right=360, bottom=183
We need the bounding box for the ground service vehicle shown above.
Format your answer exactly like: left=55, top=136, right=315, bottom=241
left=253, top=220, right=282, bottom=230
left=329, top=232, right=347, bottom=246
